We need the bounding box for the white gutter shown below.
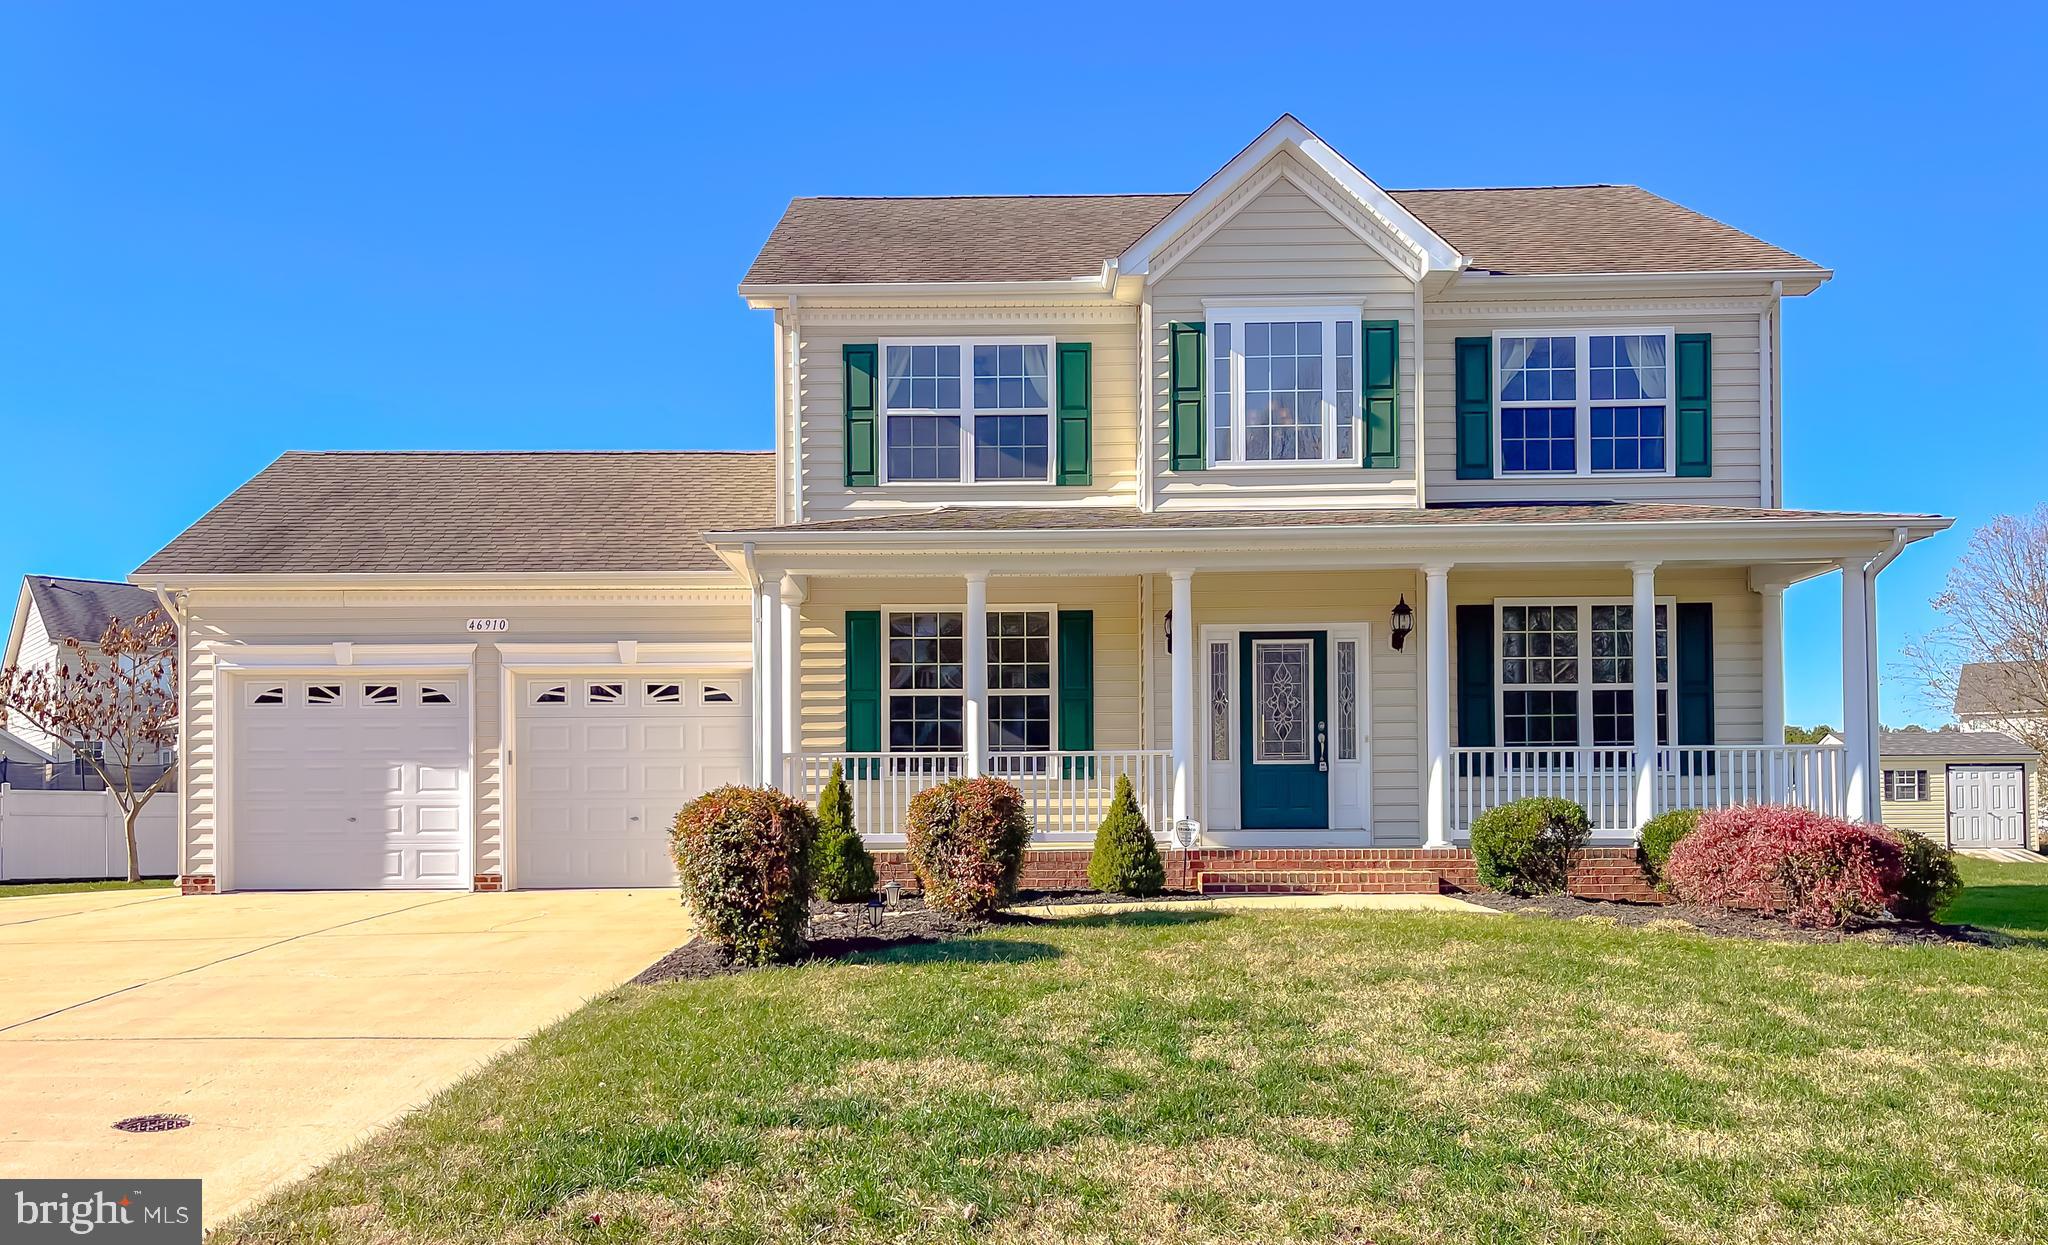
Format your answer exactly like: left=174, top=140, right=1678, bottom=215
left=1758, top=280, right=1780, bottom=508
left=739, top=274, right=1113, bottom=303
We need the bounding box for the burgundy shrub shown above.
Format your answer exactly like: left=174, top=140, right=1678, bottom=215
left=904, top=776, right=1033, bottom=916
left=1662, top=805, right=1907, bottom=929
left=671, top=785, right=818, bottom=965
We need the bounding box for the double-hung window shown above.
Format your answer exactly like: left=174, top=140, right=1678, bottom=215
left=885, top=608, right=1054, bottom=756
left=1882, top=769, right=1929, bottom=801
left=881, top=339, right=1054, bottom=483
left=1206, top=307, right=1361, bottom=465
left=1496, top=329, right=1673, bottom=477
left=1498, top=600, right=1669, bottom=756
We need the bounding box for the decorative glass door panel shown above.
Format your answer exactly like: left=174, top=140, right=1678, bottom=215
left=1238, top=631, right=1329, bottom=829
left=1253, top=641, right=1313, bottom=763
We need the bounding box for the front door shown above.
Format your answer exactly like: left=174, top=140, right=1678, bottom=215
left=1239, top=631, right=1329, bottom=829
left=1949, top=765, right=2026, bottom=848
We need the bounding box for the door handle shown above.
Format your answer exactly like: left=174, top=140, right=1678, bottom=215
left=1316, top=719, right=1328, bottom=772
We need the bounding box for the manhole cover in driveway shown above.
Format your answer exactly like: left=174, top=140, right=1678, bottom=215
left=112, top=1114, right=190, bottom=1133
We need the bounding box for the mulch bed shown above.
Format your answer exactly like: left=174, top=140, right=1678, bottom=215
left=1464, top=890, right=2005, bottom=947
left=634, top=890, right=1204, bottom=984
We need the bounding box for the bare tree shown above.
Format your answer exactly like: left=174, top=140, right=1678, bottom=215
left=1, top=610, right=178, bottom=882
left=1902, top=505, right=2048, bottom=762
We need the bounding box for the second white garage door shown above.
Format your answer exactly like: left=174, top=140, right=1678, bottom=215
left=515, top=675, right=750, bottom=888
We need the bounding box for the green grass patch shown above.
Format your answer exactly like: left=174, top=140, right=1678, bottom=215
left=0, top=877, right=173, bottom=899
left=1949, top=856, right=2048, bottom=945
left=221, top=889, right=2048, bottom=1245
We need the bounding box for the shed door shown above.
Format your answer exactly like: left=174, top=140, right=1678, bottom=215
left=1948, top=765, right=2026, bottom=849
left=231, top=677, right=470, bottom=890
left=515, top=676, right=749, bottom=888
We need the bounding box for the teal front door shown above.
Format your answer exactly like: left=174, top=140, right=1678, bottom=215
left=1239, top=631, right=1329, bottom=829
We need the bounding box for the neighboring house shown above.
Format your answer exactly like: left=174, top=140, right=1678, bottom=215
left=134, top=115, right=1951, bottom=896
left=1877, top=730, right=2038, bottom=851
left=3, top=574, right=168, bottom=763
left=1952, top=659, right=2048, bottom=844
left=0, top=727, right=55, bottom=767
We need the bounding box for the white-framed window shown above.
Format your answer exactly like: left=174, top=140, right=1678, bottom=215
left=880, top=338, right=1054, bottom=483
left=1883, top=769, right=1929, bottom=801
left=1495, top=328, right=1674, bottom=477
left=364, top=683, right=400, bottom=706
left=884, top=607, right=1056, bottom=754
left=306, top=683, right=342, bottom=706
left=1497, top=600, right=1669, bottom=753
left=1206, top=306, right=1363, bottom=466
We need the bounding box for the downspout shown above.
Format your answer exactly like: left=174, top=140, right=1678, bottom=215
left=1759, top=280, right=1782, bottom=508
left=786, top=296, right=804, bottom=525
left=740, top=543, right=766, bottom=785
left=152, top=583, right=188, bottom=885
left=1859, top=527, right=1909, bottom=818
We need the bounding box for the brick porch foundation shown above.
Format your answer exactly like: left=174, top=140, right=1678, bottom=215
left=178, top=874, right=216, bottom=895
left=868, top=846, right=1663, bottom=903
left=472, top=874, right=504, bottom=892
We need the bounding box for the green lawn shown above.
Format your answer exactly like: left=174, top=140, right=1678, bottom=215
left=223, top=883, right=2048, bottom=1245
left=1948, top=856, right=2048, bottom=946
left=0, top=877, right=173, bottom=899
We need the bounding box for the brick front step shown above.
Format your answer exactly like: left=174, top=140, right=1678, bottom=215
left=1195, top=868, right=1441, bottom=896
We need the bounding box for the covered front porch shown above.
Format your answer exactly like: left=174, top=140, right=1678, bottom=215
left=714, top=505, right=1938, bottom=854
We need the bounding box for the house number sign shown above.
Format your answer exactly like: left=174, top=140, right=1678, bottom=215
left=466, top=618, right=511, bottom=634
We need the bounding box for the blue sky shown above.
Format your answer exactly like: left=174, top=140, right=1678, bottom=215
left=2, top=3, right=2040, bottom=728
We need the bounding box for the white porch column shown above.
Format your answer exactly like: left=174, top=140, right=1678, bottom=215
left=1860, top=559, right=1885, bottom=822
left=778, top=574, right=806, bottom=768
left=1170, top=570, right=1195, bottom=826
left=757, top=580, right=783, bottom=789
left=1840, top=562, right=1872, bottom=821
left=1423, top=563, right=1452, bottom=849
left=1760, top=583, right=1787, bottom=801
left=1630, top=562, right=1661, bottom=831
left=963, top=572, right=988, bottom=776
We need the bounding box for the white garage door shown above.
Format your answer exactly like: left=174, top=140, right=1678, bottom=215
left=1949, top=765, right=2027, bottom=848
left=515, top=675, right=750, bottom=888
left=231, top=677, right=470, bottom=890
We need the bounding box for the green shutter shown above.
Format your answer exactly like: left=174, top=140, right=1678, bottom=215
left=1455, top=604, right=1495, bottom=747
left=1169, top=322, right=1206, bottom=471
left=1361, top=319, right=1399, bottom=469
left=1675, top=603, right=1715, bottom=746
left=1454, top=337, right=1492, bottom=480
left=1055, top=342, right=1092, bottom=486
left=1674, top=333, right=1712, bottom=477
left=845, top=610, right=881, bottom=753
left=1057, top=610, right=1095, bottom=752
left=843, top=344, right=879, bottom=487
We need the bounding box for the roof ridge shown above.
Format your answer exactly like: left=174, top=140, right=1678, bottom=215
left=1390, top=183, right=1630, bottom=193
left=280, top=449, right=774, bottom=458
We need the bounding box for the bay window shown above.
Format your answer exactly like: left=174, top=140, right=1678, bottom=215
left=882, top=339, right=1053, bottom=483
left=1206, top=307, right=1361, bottom=466
left=1496, top=329, right=1673, bottom=477
left=1498, top=600, right=1669, bottom=755
left=885, top=608, right=1054, bottom=754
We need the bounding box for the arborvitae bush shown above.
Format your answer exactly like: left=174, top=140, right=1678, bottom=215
left=812, top=762, right=878, bottom=903
left=1087, top=773, right=1165, bottom=896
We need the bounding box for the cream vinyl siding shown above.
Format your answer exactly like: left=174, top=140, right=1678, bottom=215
left=794, top=313, right=1140, bottom=519
left=1148, top=153, right=1420, bottom=511
left=1422, top=298, right=1768, bottom=505
left=797, top=576, right=1144, bottom=753
left=1144, top=570, right=1424, bottom=842
left=1880, top=756, right=2040, bottom=848
left=175, top=587, right=752, bottom=883
left=1445, top=567, right=1766, bottom=748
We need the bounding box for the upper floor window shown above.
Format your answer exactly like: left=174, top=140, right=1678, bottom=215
left=1496, top=330, right=1672, bottom=477
left=882, top=339, right=1053, bottom=483
left=1208, top=308, right=1360, bottom=466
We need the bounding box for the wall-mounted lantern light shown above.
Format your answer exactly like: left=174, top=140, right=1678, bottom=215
left=1164, top=608, right=1174, bottom=654
left=1390, top=596, right=1414, bottom=651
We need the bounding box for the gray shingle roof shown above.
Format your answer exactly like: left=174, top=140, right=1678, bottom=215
left=735, top=501, right=1939, bottom=537
left=1954, top=661, right=2046, bottom=719
left=136, top=451, right=776, bottom=577
left=741, top=185, right=1820, bottom=286
left=1879, top=730, right=2037, bottom=759
left=24, top=576, right=164, bottom=642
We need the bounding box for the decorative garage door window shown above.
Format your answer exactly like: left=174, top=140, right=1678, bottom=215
left=246, top=679, right=462, bottom=711
left=1252, top=640, right=1313, bottom=763
left=526, top=679, right=739, bottom=711
left=885, top=609, right=1054, bottom=754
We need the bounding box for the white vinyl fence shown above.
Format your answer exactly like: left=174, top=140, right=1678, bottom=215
left=0, top=786, right=177, bottom=881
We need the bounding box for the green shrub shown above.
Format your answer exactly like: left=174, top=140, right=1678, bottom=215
left=670, top=785, right=818, bottom=966
left=1469, top=796, right=1591, bottom=896
left=1086, top=773, right=1165, bottom=896
left=1637, top=807, right=1703, bottom=889
left=904, top=776, right=1032, bottom=916
left=1882, top=828, right=1962, bottom=922
left=812, top=763, right=877, bottom=903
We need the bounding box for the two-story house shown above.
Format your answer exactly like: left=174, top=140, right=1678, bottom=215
left=135, top=116, right=1950, bottom=895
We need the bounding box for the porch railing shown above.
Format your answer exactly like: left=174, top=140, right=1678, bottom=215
left=1452, top=744, right=1848, bottom=834
left=782, top=750, right=1173, bottom=843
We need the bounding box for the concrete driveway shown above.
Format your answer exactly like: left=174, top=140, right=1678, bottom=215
left=0, top=888, right=687, bottom=1224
